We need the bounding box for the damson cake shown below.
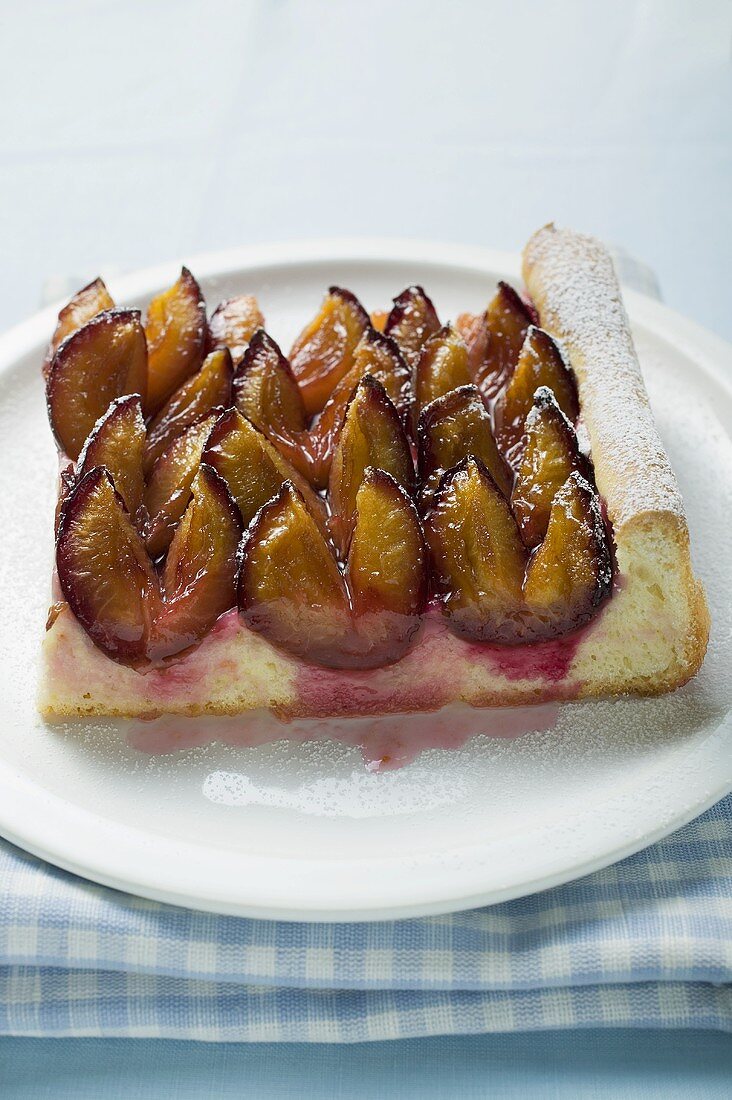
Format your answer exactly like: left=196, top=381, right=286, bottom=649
left=39, top=226, right=710, bottom=720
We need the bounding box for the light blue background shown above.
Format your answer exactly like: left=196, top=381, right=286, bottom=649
left=1, top=0, right=730, bottom=1093
left=2, top=1032, right=732, bottom=1097
left=0, top=0, right=730, bottom=340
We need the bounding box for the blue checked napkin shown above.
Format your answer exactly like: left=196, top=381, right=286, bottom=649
left=0, top=795, right=730, bottom=1040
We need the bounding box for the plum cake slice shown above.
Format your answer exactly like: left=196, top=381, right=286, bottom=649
left=39, top=226, right=709, bottom=720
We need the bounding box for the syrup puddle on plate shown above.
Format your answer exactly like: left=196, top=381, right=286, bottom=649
left=127, top=702, right=560, bottom=771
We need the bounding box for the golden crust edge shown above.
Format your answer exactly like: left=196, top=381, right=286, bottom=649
left=620, top=509, right=710, bottom=689
left=522, top=224, right=710, bottom=689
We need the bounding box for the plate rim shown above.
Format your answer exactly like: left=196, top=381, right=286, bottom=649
left=1, top=237, right=730, bottom=922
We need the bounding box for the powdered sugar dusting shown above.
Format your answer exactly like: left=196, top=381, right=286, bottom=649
left=523, top=225, right=683, bottom=527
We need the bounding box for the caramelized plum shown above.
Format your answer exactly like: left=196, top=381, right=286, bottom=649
left=384, top=286, right=440, bottom=367
left=269, top=328, right=412, bottom=493
left=144, top=412, right=219, bottom=558
left=305, top=328, right=413, bottom=489
left=318, top=328, right=412, bottom=436
left=239, top=478, right=424, bottom=670
left=56, top=467, right=159, bottom=664
left=145, top=268, right=207, bottom=414
left=342, top=469, right=427, bottom=666
left=524, top=472, right=613, bottom=636
left=454, top=311, right=490, bottom=378
left=417, top=385, right=512, bottom=507
left=328, top=376, right=415, bottom=556
left=47, top=309, right=148, bottom=460
left=370, top=309, right=389, bottom=332
left=202, top=408, right=327, bottom=534
left=76, top=394, right=146, bottom=521
left=476, top=282, right=533, bottom=398
left=289, top=287, right=370, bottom=416
left=511, top=388, right=587, bottom=549
left=349, top=328, right=413, bottom=425
left=495, top=326, right=578, bottom=454
left=58, top=462, right=243, bottom=666
left=154, top=464, right=242, bottom=660
left=238, top=481, right=352, bottom=665
left=347, top=468, right=427, bottom=618
left=415, top=324, right=472, bottom=414
left=229, top=330, right=319, bottom=489
left=264, top=431, right=326, bottom=493
left=144, top=347, right=233, bottom=472
left=55, top=464, right=76, bottom=535
left=426, top=457, right=527, bottom=643
left=208, top=295, right=265, bottom=363
left=233, top=330, right=307, bottom=437
left=45, top=277, right=115, bottom=377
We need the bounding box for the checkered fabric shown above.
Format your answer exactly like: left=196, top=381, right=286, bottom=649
left=1, top=796, right=730, bottom=1040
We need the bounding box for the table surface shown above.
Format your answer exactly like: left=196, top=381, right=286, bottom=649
left=2, top=1032, right=732, bottom=1098
left=1, top=0, right=731, bottom=1094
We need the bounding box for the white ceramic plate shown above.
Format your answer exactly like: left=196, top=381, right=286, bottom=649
left=0, top=240, right=730, bottom=921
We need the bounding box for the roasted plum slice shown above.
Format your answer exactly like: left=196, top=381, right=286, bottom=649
left=44, top=277, right=115, bottom=377
left=524, top=472, right=613, bottom=638
left=58, top=462, right=242, bottom=666
left=263, top=430, right=324, bottom=493
left=238, top=481, right=352, bottom=666
left=511, top=388, right=587, bottom=549
left=341, top=470, right=427, bottom=666
left=76, top=394, right=146, bottom=522
left=349, top=328, right=413, bottom=426
left=47, top=309, right=147, bottom=460
left=270, top=328, right=412, bottom=493
left=153, top=464, right=242, bottom=660
left=289, top=287, right=370, bottom=417
left=143, top=412, right=220, bottom=558
left=328, top=376, right=415, bottom=556
left=56, top=467, right=160, bottom=664
left=54, top=464, right=76, bottom=534
left=303, top=328, right=413, bottom=489
left=347, top=468, right=427, bottom=619
left=145, top=267, right=208, bottom=415
left=144, top=347, right=233, bottom=472
left=425, top=456, right=528, bottom=644
left=202, top=408, right=327, bottom=534
left=417, top=385, right=512, bottom=507
left=238, top=477, right=426, bottom=669
left=317, top=328, right=412, bottom=438
left=208, top=295, right=265, bottom=363
left=495, top=326, right=578, bottom=455
left=415, top=323, right=472, bottom=414
left=454, top=311, right=490, bottom=378
left=233, top=330, right=307, bottom=438
left=384, top=285, right=440, bottom=367
left=476, top=282, right=533, bottom=398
